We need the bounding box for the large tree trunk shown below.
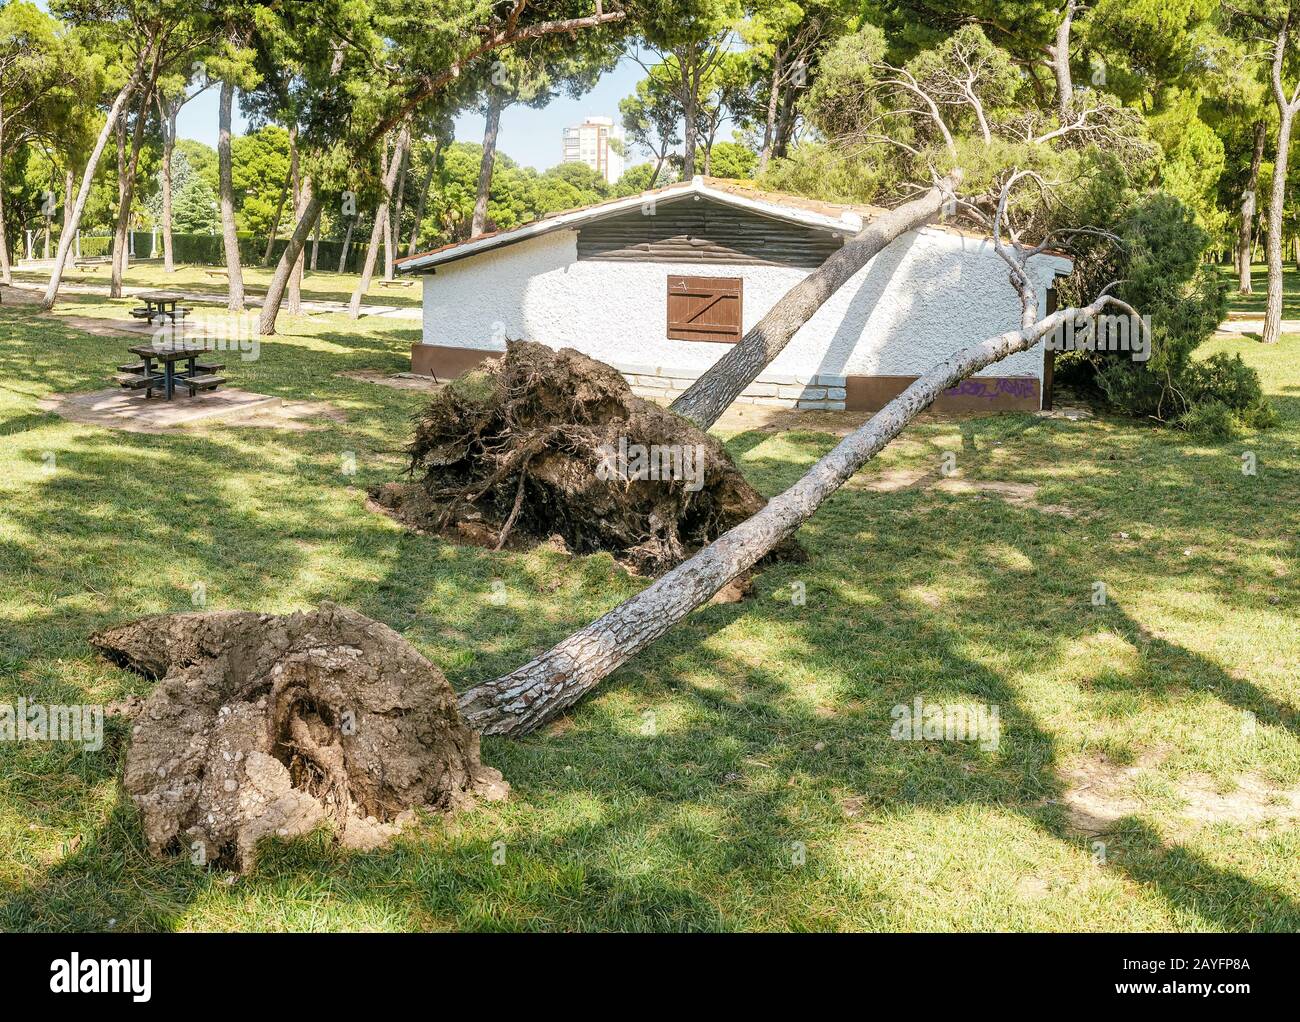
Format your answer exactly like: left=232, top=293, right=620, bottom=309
left=43, top=65, right=145, bottom=310
left=349, top=123, right=410, bottom=318
left=256, top=181, right=321, bottom=336
left=159, top=96, right=177, bottom=272
left=1239, top=120, right=1267, bottom=295
left=407, top=139, right=440, bottom=256
left=757, top=49, right=783, bottom=176
left=110, top=78, right=156, bottom=298
left=459, top=293, right=1118, bottom=736
left=472, top=92, right=503, bottom=237
left=218, top=78, right=245, bottom=310
left=669, top=174, right=961, bottom=428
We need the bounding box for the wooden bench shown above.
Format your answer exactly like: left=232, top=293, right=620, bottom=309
left=172, top=373, right=226, bottom=397
left=204, top=269, right=228, bottom=279
left=74, top=259, right=107, bottom=272
left=377, top=278, right=414, bottom=289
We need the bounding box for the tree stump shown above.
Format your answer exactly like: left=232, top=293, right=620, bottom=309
left=93, top=602, right=507, bottom=872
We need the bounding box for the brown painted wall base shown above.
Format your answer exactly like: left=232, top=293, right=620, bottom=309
left=411, top=344, right=1041, bottom=413
left=410, top=343, right=496, bottom=380
left=845, top=374, right=1040, bottom=413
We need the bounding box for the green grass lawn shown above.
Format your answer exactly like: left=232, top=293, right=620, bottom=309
left=1, top=290, right=1297, bottom=931
left=1222, top=263, right=1300, bottom=320
left=8, top=259, right=422, bottom=308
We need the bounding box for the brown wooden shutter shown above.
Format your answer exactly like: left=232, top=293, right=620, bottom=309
left=666, top=275, right=743, bottom=343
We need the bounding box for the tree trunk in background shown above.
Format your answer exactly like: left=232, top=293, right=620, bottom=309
left=160, top=96, right=178, bottom=272
left=386, top=138, right=409, bottom=280
left=680, top=55, right=698, bottom=179
left=1265, top=20, right=1299, bottom=345
left=286, top=135, right=304, bottom=315
left=0, top=97, right=8, bottom=284
left=472, top=92, right=503, bottom=237
left=1239, top=119, right=1266, bottom=295
left=42, top=64, right=145, bottom=309
left=1051, top=0, right=1077, bottom=120
left=110, top=118, right=128, bottom=289
left=349, top=122, right=410, bottom=317
left=338, top=217, right=355, bottom=273
left=669, top=174, right=961, bottom=428
left=310, top=216, right=320, bottom=271
left=757, top=50, right=782, bottom=175
left=110, top=73, right=157, bottom=298
left=218, top=78, right=245, bottom=311
left=460, top=295, right=1118, bottom=736
left=407, top=140, right=440, bottom=256
left=263, top=169, right=289, bottom=265
left=257, top=181, right=320, bottom=336
left=773, top=83, right=797, bottom=159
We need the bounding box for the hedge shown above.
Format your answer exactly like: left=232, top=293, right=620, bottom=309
left=76, top=230, right=368, bottom=273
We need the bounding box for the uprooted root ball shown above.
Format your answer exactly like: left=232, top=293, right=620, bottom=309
left=372, top=341, right=801, bottom=574
left=92, top=603, right=508, bottom=872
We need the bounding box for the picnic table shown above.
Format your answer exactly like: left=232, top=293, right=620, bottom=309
left=118, top=341, right=225, bottom=401
left=130, top=290, right=190, bottom=325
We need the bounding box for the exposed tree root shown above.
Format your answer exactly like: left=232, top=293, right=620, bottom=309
left=370, top=341, right=803, bottom=575
left=92, top=603, right=507, bottom=872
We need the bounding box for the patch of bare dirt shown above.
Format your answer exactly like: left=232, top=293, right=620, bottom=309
left=1058, top=752, right=1300, bottom=838
left=93, top=602, right=507, bottom=872
left=340, top=369, right=445, bottom=392
left=851, top=469, right=1076, bottom=516
left=373, top=341, right=803, bottom=575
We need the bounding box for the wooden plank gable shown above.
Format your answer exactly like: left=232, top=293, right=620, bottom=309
left=576, top=196, right=843, bottom=268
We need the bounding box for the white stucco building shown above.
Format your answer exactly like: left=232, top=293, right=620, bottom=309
left=397, top=177, right=1071, bottom=413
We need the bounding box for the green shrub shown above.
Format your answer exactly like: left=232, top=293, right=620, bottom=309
left=1178, top=400, right=1239, bottom=441
left=1182, top=353, right=1278, bottom=429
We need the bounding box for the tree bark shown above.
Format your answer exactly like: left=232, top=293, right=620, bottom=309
left=680, top=50, right=698, bottom=179
left=758, top=49, right=783, bottom=176
left=407, top=139, right=440, bottom=256
left=1051, top=0, right=1077, bottom=121
left=263, top=169, right=289, bottom=265
left=1264, top=20, right=1299, bottom=345
left=338, top=217, right=355, bottom=272
left=159, top=95, right=177, bottom=272
left=472, top=91, right=503, bottom=237
left=43, top=63, right=145, bottom=310
left=218, top=78, right=245, bottom=310
left=669, top=174, right=961, bottom=428
left=110, top=74, right=157, bottom=298
left=1239, top=120, right=1267, bottom=294
left=285, top=127, right=305, bottom=315
left=386, top=131, right=409, bottom=280
left=459, top=292, right=1120, bottom=736
left=310, top=215, right=320, bottom=271
left=349, top=122, right=410, bottom=318
left=256, top=181, right=321, bottom=335
left=0, top=96, right=9, bottom=285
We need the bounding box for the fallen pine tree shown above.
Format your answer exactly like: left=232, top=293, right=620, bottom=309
left=458, top=176, right=1145, bottom=736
